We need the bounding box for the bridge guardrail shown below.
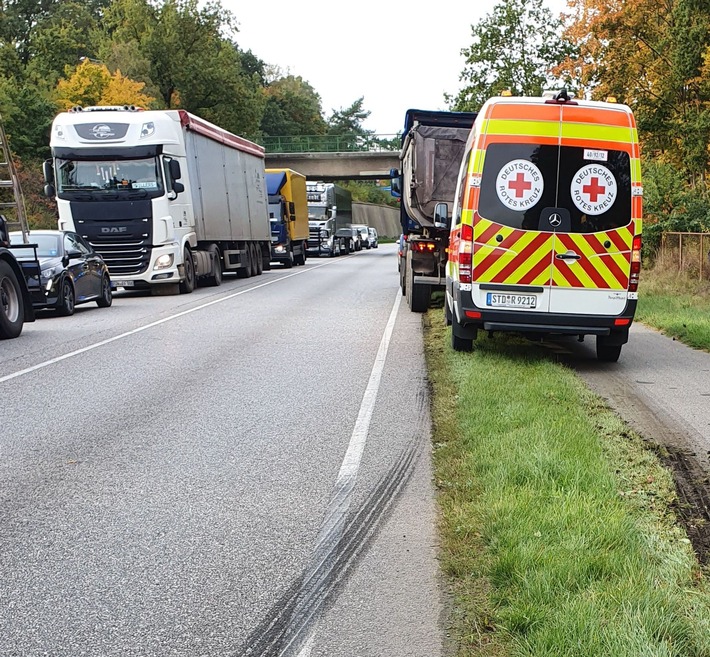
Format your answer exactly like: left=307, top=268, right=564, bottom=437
left=261, top=134, right=401, bottom=154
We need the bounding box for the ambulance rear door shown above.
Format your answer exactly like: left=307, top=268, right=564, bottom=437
left=547, top=105, right=635, bottom=316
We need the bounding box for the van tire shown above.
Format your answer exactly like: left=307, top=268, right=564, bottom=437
left=451, top=325, right=473, bottom=352
left=597, top=338, right=622, bottom=362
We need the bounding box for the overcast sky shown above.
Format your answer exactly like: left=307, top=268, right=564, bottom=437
left=221, top=0, right=569, bottom=135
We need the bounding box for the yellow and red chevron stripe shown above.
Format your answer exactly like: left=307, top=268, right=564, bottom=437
left=472, top=218, right=634, bottom=289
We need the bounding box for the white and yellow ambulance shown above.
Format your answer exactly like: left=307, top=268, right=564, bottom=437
left=444, top=91, right=642, bottom=361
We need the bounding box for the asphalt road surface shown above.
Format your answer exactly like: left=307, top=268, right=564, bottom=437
left=1, top=244, right=444, bottom=657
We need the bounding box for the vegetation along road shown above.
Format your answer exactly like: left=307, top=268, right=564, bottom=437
left=425, top=265, right=710, bottom=655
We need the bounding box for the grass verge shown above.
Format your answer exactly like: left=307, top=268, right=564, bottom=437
left=424, top=312, right=710, bottom=656
left=636, top=268, right=710, bottom=351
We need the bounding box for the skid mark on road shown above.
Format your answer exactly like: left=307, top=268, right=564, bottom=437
left=237, top=292, right=431, bottom=656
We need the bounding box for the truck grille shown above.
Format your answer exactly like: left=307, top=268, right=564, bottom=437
left=88, top=235, right=151, bottom=275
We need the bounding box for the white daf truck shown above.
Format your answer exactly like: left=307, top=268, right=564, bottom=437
left=44, top=105, right=271, bottom=293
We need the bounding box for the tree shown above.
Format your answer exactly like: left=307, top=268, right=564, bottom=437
left=327, top=97, right=372, bottom=136
left=260, top=74, right=327, bottom=137
left=101, top=0, right=265, bottom=138
left=557, top=0, right=710, bottom=186
left=25, top=1, right=101, bottom=85
left=55, top=59, right=155, bottom=109
left=448, top=0, right=576, bottom=111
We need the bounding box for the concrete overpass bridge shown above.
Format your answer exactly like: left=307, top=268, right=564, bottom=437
left=261, top=134, right=401, bottom=181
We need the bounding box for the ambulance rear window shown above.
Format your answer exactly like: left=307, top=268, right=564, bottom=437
left=479, top=143, right=631, bottom=234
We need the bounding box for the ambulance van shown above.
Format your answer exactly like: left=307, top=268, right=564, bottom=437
left=444, top=90, right=642, bottom=362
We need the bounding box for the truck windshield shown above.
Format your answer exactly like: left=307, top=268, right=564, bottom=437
left=308, top=204, right=327, bottom=220
left=56, top=157, right=164, bottom=196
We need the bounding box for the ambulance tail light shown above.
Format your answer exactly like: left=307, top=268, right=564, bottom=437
left=459, top=223, right=474, bottom=284
left=629, top=235, right=642, bottom=292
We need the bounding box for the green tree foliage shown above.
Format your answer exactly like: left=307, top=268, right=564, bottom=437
left=101, top=0, right=265, bottom=138
left=26, top=1, right=101, bottom=84
left=261, top=74, right=327, bottom=137
left=0, top=77, right=55, bottom=159
left=327, top=97, right=372, bottom=137
left=448, top=0, right=575, bottom=111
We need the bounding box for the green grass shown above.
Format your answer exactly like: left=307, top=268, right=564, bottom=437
left=636, top=268, right=710, bottom=351
left=425, top=314, right=710, bottom=656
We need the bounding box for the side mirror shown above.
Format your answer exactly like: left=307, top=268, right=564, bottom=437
left=43, top=159, right=54, bottom=185
left=172, top=181, right=185, bottom=194
left=390, top=168, right=401, bottom=198
left=434, top=202, right=450, bottom=229
left=169, top=159, right=182, bottom=180
left=288, top=201, right=296, bottom=220
left=44, top=183, right=56, bottom=199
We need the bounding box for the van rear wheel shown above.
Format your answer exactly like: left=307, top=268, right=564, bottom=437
left=596, top=337, right=622, bottom=362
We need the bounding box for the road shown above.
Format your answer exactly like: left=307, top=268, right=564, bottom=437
left=1, top=244, right=444, bottom=657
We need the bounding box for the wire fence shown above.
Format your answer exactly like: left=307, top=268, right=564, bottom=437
left=659, top=232, right=710, bottom=281
left=260, top=134, right=401, bottom=154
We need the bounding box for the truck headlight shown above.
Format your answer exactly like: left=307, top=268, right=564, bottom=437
left=154, top=253, right=174, bottom=270
left=274, top=244, right=286, bottom=254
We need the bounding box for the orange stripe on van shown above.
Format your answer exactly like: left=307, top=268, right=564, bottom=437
left=488, top=103, right=562, bottom=122
left=560, top=106, right=634, bottom=128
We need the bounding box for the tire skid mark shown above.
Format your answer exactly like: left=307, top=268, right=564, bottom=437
left=237, top=441, right=422, bottom=657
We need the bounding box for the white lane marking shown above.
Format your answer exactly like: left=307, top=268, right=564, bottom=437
left=0, top=261, right=339, bottom=385
left=295, top=633, right=315, bottom=657
left=282, top=291, right=402, bottom=657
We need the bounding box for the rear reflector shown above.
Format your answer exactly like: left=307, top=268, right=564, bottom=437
left=465, top=310, right=481, bottom=319
left=614, top=318, right=631, bottom=326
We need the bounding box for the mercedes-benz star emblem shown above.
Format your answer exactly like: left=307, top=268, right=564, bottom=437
left=548, top=213, right=562, bottom=227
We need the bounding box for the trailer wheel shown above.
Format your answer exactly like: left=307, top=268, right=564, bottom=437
left=179, top=247, right=196, bottom=293
left=250, top=243, right=259, bottom=276
left=205, top=245, right=222, bottom=286
left=0, top=260, right=25, bottom=339
left=237, top=244, right=252, bottom=279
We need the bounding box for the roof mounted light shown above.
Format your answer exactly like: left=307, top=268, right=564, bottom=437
left=544, top=88, right=578, bottom=105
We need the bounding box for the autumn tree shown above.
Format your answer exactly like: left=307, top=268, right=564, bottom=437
left=261, top=74, right=327, bottom=137
left=558, top=0, right=710, bottom=186
left=55, top=59, right=155, bottom=110
left=101, top=0, right=265, bottom=139
left=448, top=0, right=576, bottom=111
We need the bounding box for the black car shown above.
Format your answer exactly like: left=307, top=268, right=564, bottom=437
left=9, top=230, right=112, bottom=316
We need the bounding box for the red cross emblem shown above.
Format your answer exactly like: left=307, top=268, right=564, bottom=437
left=582, top=177, right=606, bottom=202
left=508, top=172, right=532, bottom=198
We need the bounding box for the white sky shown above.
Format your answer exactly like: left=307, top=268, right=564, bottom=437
left=221, top=0, right=569, bottom=135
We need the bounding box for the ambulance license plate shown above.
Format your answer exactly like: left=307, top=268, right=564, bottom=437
left=486, top=293, right=537, bottom=309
